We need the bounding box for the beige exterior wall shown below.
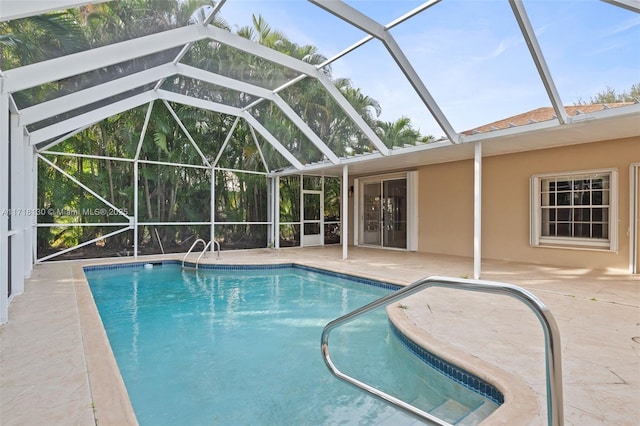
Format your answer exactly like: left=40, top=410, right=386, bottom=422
left=416, top=136, right=639, bottom=271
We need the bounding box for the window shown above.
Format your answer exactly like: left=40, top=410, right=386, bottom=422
left=531, top=169, right=617, bottom=250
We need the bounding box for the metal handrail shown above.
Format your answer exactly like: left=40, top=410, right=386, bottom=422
left=212, top=240, right=221, bottom=260
left=321, top=276, right=563, bottom=426
left=195, top=241, right=212, bottom=270
left=183, top=239, right=221, bottom=269
left=182, top=238, right=207, bottom=268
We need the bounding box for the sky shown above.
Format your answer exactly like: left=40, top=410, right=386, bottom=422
left=215, top=0, right=640, bottom=139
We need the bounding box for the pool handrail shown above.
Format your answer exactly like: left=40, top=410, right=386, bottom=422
left=196, top=240, right=221, bottom=268
left=182, top=239, right=221, bottom=269
left=321, top=276, right=563, bottom=426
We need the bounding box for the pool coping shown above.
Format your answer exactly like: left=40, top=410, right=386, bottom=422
left=76, top=257, right=539, bottom=425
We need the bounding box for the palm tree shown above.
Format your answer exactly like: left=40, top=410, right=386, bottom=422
left=376, top=116, right=432, bottom=149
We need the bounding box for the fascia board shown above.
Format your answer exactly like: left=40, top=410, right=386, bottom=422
left=20, top=63, right=176, bottom=126
left=3, top=25, right=208, bottom=93
left=29, top=91, right=158, bottom=145
left=460, top=119, right=561, bottom=144
left=460, top=105, right=640, bottom=144
left=568, top=103, right=640, bottom=122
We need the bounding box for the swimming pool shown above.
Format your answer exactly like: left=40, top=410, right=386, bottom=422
left=85, top=262, right=500, bottom=425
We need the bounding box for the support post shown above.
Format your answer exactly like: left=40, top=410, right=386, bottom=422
left=474, top=141, right=482, bottom=279
left=10, top=113, right=25, bottom=295
left=1, top=93, right=10, bottom=323
left=32, top=146, right=38, bottom=264
left=275, top=176, right=280, bottom=249
left=342, top=165, right=349, bottom=260
left=133, top=161, right=139, bottom=257
left=133, top=101, right=154, bottom=257
left=210, top=167, right=215, bottom=251
left=267, top=176, right=274, bottom=248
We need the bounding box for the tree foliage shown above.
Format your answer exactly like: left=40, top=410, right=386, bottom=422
left=575, top=83, right=640, bottom=105
left=3, top=1, right=431, bottom=258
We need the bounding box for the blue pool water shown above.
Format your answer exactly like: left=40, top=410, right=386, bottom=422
left=85, top=263, right=499, bottom=425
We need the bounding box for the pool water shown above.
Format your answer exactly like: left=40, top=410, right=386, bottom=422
left=85, top=263, right=498, bottom=425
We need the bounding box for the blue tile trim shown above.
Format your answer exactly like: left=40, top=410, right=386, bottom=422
left=83, top=260, right=298, bottom=272
left=197, top=263, right=295, bottom=271
left=390, top=321, right=504, bottom=405
left=84, top=261, right=501, bottom=406
left=84, top=262, right=403, bottom=291
left=291, top=264, right=403, bottom=291
left=83, top=260, right=173, bottom=271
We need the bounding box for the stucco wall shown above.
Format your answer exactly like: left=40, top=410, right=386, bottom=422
left=418, top=160, right=475, bottom=257
left=417, top=136, right=639, bottom=271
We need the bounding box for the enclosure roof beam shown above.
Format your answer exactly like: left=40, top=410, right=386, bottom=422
left=20, top=63, right=175, bottom=126
left=309, top=0, right=460, bottom=144
left=29, top=91, right=157, bottom=145
left=158, top=90, right=304, bottom=170
left=182, top=60, right=340, bottom=163
left=19, top=53, right=344, bottom=165
left=153, top=0, right=227, bottom=90
left=0, top=1, right=110, bottom=21
left=248, top=125, right=270, bottom=173
left=204, top=24, right=388, bottom=156
left=176, top=63, right=275, bottom=99
left=600, top=0, right=640, bottom=13
left=8, top=19, right=382, bottom=161
left=242, top=113, right=305, bottom=171
left=509, top=0, right=567, bottom=125
left=271, top=95, right=341, bottom=164
left=2, top=25, right=209, bottom=93
left=213, top=117, right=240, bottom=168
left=314, top=71, right=391, bottom=155
left=157, top=90, right=243, bottom=117
left=161, top=99, right=211, bottom=168
left=204, top=25, right=320, bottom=77
left=20, top=62, right=258, bottom=126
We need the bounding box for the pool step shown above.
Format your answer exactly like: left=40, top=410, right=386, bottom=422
left=456, top=400, right=500, bottom=426
left=410, top=394, right=473, bottom=424
left=384, top=395, right=496, bottom=425
left=429, top=398, right=473, bottom=424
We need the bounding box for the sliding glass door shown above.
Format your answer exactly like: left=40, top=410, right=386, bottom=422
left=382, top=179, right=407, bottom=248
left=360, top=177, right=408, bottom=249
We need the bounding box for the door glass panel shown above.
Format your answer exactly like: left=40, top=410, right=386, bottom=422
left=303, top=176, right=322, bottom=191
left=302, top=192, right=322, bottom=246
left=303, top=193, right=321, bottom=221
left=304, top=223, right=320, bottom=235
left=363, top=183, right=381, bottom=245
left=383, top=179, right=407, bottom=249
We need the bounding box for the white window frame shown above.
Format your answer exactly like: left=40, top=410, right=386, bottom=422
left=530, top=168, right=618, bottom=251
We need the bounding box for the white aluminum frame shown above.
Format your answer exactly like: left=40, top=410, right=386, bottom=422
left=1, top=0, right=639, bottom=324
left=630, top=163, right=639, bottom=274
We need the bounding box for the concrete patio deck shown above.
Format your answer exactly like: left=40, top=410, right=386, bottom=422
left=1, top=246, right=638, bottom=425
